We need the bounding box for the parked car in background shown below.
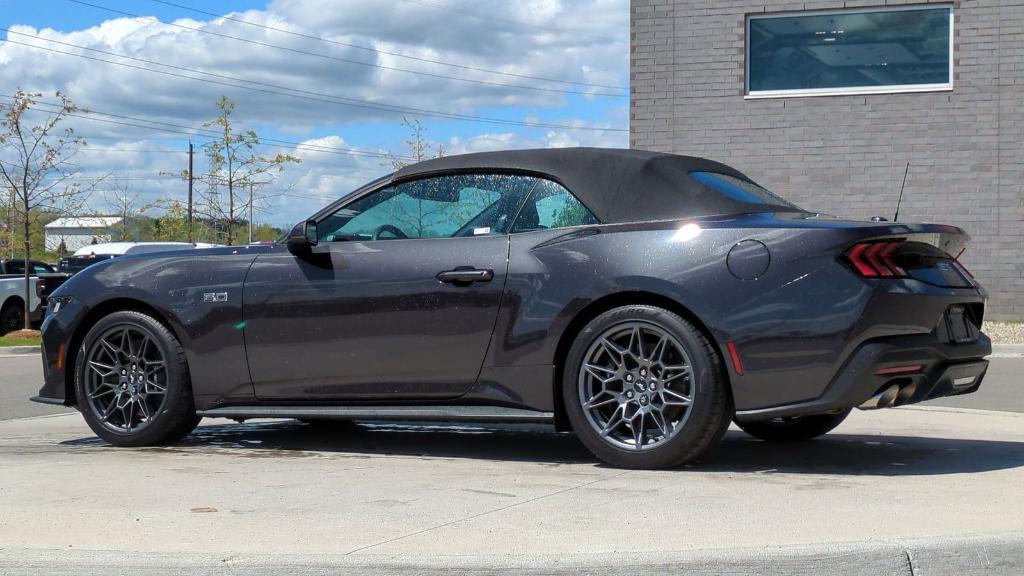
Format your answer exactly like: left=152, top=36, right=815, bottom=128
left=0, top=259, right=53, bottom=334
left=36, top=242, right=211, bottom=315
left=0, top=259, right=56, bottom=276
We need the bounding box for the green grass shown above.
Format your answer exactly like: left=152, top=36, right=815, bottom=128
left=0, top=335, right=41, bottom=347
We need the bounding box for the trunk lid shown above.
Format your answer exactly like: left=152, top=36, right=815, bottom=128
left=721, top=212, right=976, bottom=288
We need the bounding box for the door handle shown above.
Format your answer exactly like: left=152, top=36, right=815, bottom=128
left=436, top=267, right=494, bottom=285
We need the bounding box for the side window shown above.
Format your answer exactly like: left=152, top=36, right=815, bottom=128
left=5, top=261, right=24, bottom=275
left=511, top=179, right=598, bottom=233
left=317, top=173, right=537, bottom=242
left=33, top=262, right=53, bottom=274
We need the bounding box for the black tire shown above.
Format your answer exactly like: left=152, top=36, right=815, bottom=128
left=0, top=301, right=23, bottom=335
left=734, top=409, right=852, bottom=442
left=562, top=305, right=730, bottom=469
left=713, top=394, right=735, bottom=443
left=74, top=310, right=200, bottom=447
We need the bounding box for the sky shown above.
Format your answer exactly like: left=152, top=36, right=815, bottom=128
left=0, top=0, right=629, bottom=227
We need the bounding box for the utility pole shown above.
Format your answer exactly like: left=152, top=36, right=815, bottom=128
left=187, top=141, right=194, bottom=244
left=247, top=181, right=253, bottom=244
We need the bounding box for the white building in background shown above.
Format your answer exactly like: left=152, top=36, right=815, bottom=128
left=44, top=216, right=123, bottom=252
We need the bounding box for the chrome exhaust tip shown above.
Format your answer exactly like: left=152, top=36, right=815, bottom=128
left=894, top=382, right=918, bottom=406
left=858, top=384, right=901, bottom=410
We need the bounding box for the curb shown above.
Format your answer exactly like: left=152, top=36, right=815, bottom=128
left=0, top=345, right=40, bottom=356
left=991, top=343, right=1024, bottom=358
left=1, top=533, right=1021, bottom=575
left=899, top=405, right=1024, bottom=417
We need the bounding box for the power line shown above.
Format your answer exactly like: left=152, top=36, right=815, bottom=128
left=4, top=34, right=626, bottom=133
left=75, top=175, right=176, bottom=180
left=65, top=0, right=626, bottom=98
left=75, top=147, right=188, bottom=153
left=7, top=101, right=376, bottom=203
left=146, top=0, right=624, bottom=91
left=16, top=96, right=413, bottom=160
left=64, top=175, right=331, bottom=202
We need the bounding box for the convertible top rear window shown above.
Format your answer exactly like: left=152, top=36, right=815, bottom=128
left=689, top=172, right=799, bottom=211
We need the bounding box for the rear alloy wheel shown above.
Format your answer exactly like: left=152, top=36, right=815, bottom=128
left=734, top=409, right=851, bottom=442
left=563, top=306, right=730, bottom=469
left=75, top=311, right=200, bottom=446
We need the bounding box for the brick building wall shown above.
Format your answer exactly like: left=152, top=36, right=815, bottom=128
left=631, top=0, right=1023, bottom=320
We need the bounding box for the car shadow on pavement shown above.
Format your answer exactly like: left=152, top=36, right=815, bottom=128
left=62, top=420, right=1024, bottom=475
left=701, top=431, right=1024, bottom=477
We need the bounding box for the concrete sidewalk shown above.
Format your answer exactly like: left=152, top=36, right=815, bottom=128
left=1, top=407, right=1022, bottom=574
left=991, top=343, right=1024, bottom=358
left=2, top=534, right=1022, bottom=575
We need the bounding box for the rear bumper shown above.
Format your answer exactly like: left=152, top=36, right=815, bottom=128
left=735, top=332, right=991, bottom=421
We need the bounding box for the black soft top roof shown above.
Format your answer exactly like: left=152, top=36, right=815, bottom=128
left=394, top=147, right=790, bottom=224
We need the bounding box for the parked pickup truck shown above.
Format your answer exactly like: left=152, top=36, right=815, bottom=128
left=0, top=259, right=54, bottom=334
left=35, top=242, right=209, bottom=318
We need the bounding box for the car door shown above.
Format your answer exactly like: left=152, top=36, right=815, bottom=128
left=242, top=172, right=537, bottom=400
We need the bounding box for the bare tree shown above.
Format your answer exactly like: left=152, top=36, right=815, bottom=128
left=0, top=89, right=95, bottom=329
left=103, top=183, right=157, bottom=241
left=195, top=96, right=299, bottom=245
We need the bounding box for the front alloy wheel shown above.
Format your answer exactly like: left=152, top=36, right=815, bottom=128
left=75, top=310, right=200, bottom=446
left=564, top=305, right=730, bottom=469
left=83, top=324, right=169, bottom=433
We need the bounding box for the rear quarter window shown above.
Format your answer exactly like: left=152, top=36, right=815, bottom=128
left=689, top=171, right=797, bottom=209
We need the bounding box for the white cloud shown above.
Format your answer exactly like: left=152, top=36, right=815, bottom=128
left=0, top=0, right=629, bottom=224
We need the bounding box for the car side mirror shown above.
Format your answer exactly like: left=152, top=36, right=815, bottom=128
left=286, top=220, right=318, bottom=256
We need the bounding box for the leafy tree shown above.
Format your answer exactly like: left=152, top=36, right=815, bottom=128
left=153, top=200, right=191, bottom=242
left=0, top=89, right=96, bottom=328
left=550, top=198, right=590, bottom=229
left=193, top=96, right=299, bottom=245
left=251, top=222, right=283, bottom=242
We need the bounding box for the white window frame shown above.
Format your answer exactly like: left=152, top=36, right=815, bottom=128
left=745, top=4, right=954, bottom=99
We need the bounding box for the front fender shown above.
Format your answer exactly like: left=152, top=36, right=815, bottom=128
left=49, top=251, right=261, bottom=408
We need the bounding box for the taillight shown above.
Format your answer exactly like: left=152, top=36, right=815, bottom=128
left=844, top=240, right=907, bottom=278
left=35, top=279, right=46, bottom=298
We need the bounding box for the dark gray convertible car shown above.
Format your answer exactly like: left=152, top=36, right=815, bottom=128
left=33, top=148, right=991, bottom=468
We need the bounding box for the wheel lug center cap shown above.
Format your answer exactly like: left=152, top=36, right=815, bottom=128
left=634, top=380, right=646, bottom=393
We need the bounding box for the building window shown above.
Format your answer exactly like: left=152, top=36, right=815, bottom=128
left=746, top=5, right=953, bottom=98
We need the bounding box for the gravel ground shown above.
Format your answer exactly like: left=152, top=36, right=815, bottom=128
left=984, top=321, right=1024, bottom=344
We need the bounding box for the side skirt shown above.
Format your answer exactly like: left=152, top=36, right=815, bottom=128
left=197, top=405, right=555, bottom=424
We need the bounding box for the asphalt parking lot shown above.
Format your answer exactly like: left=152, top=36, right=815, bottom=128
left=1, top=351, right=1022, bottom=574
